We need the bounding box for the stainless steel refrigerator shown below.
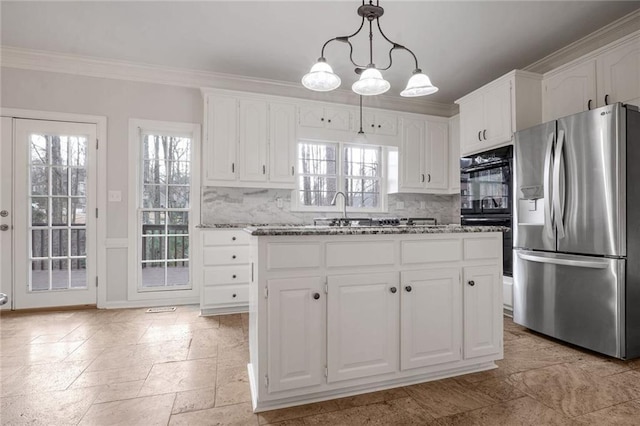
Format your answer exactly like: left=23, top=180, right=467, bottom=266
left=513, top=103, right=640, bottom=359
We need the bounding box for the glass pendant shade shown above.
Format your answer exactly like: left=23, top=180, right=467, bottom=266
left=352, top=68, right=390, bottom=96
left=353, top=130, right=367, bottom=144
left=301, top=60, right=341, bottom=92
left=400, top=71, right=438, bottom=97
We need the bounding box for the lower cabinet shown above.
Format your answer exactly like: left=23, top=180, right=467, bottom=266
left=400, top=268, right=462, bottom=370
left=327, top=272, right=399, bottom=382
left=253, top=233, right=503, bottom=412
left=266, top=276, right=325, bottom=392
left=463, top=265, right=502, bottom=358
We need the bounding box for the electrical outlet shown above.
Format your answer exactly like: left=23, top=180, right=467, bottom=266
left=396, top=201, right=405, bottom=210
left=108, top=190, right=122, bottom=202
left=420, top=201, right=426, bottom=209
left=276, top=198, right=284, bottom=208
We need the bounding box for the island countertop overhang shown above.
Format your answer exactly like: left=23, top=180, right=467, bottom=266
left=244, top=224, right=508, bottom=236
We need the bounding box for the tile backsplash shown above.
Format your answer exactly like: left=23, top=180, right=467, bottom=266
left=201, top=187, right=460, bottom=225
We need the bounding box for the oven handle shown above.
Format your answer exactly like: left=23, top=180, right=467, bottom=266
left=460, top=160, right=511, bottom=174
left=462, top=217, right=511, bottom=223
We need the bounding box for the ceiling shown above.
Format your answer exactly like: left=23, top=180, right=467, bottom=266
left=1, top=1, right=639, bottom=106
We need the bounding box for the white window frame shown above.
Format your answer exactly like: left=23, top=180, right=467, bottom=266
left=128, top=119, right=201, bottom=303
left=293, top=139, right=388, bottom=213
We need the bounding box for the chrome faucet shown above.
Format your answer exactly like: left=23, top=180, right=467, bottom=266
left=330, top=191, right=348, bottom=224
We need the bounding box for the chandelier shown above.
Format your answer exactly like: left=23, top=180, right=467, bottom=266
left=302, top=0, right=438, bottom=97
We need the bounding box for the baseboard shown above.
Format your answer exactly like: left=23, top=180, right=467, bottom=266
left=103, top=298, right=199, bottom=309
left=503, top=307, right=514, bottom=318
left=0, top=304, right=97, bottom=314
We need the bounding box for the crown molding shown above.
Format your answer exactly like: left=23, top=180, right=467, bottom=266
left=524, top=9, right=640, bottom=74
left=0, top=46, right=457, bottom=117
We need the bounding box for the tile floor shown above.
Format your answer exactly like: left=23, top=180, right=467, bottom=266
left=2, top=306, right=640, bottom=425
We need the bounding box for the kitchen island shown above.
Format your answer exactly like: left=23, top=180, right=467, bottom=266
left=245, top=225, right=505, bottom=412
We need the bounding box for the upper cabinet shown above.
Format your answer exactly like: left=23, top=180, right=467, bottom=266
left=597, top=35, right=640, bottom=108
left=456, top=70, right=542, bottom=156
left=355, top=110, right=398, bottom=136
left=202, top=90, right=296, bottom=189
left=543, top=59, right=597, bottom=122
left=398, top=117, right=449, bottom=193
left=543, top=33, right=640, bottom=121
left=448, top=115, right=461, bottom=194
left=299, top=105, right=351, bottom=131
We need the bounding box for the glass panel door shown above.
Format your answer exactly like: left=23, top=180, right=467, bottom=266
left=13, top=119, right=97, bottom=309
left=0, top=117, right=13, bottom=310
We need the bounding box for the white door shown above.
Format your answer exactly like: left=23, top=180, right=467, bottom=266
left=543, top=59, right=597, bottom=121
left=268, top=102, right=296, bottom=184
left=425, top=121, right=449, bottom=190
left=327, top=272, right=399, bottom=382
left=463, top=265, right=502, bottom=359
left=483, top=79, right=512, bottom=148
left=13, top=119, right=97, bottom=309
left=203, top=95, right=237, bottom=183
left=0, top=117, right=13, bottom=310
left=400, top=268, right=461, bottom=370
left=267, top=276, right=325, bottom=392
left=597, top=37, right=640, bottom=107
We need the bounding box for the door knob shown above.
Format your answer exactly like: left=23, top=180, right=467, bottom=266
left=0, top=210, right=8, bottom=217
left=468, top=280, right=475, bottom=286
left=0, top=224, right=8, bottom=231
left=405, top=285, right=412, bottom=292
left=390, top=287, right=397, bottom=294
left=313, top=293, right=320, bottom=300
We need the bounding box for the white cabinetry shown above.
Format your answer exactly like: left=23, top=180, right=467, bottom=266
left=400, top=268, right=461, bottom=370
left=327, top=272, right=399, bottom=382
left=463, top=265, right=502, bottom=359
left=299, top=105, right=351, bottom=131
left=267, top=276, right=325, bottom=392
left=200, top=229, right=250, bottom=315
left=543, top=33, right=640, bottom=121
left=202, top=90, right=296, bottom=189
left=249, top=232, right=503, bottom=412
left=448, top=115, right=461, bottom=194
left=543, top=60, right=597, bottom=121
left=399, top=117, right=449, bottom=193
left=597, top=35, right=640, bottom=108
left=355, top=111, right=398, bottom=136
left=457, top=70, right=542, bottom=156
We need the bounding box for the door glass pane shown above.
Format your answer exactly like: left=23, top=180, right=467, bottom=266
left=31, top=260, right=50, bottom=291
left=51, top=229, right=69, bottom=257
left=139, top=132, right=191, bottom=290
left=28, top=132, right=89, bottom=293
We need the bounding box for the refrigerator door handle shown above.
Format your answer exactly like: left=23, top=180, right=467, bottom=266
left=517, top=252, right=609, bottom=269
left=553, top=130, right=566, bottom=239
left=543, top=132, right=555, bottom=239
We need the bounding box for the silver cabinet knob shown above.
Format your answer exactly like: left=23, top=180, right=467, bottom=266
left=0, top=224, right=9, bottom=231
left=0, top=210, right=8, bottom=217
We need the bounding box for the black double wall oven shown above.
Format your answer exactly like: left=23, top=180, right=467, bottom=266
left=460, top=146, right=513, bottom=277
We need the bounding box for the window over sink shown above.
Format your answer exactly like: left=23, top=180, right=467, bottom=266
left=295, top=141, right=386, bottom=212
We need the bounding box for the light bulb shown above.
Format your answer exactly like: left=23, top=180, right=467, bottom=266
left=302, top=59, right=341, bottom=92
left=400, top=69, right=438, bottom=97
left=352, top=67, right=390, bottom=96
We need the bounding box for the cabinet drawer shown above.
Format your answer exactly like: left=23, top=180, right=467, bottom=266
left=463, top=237, right=500, bottom=260
left=401, top=239, right=461, bottom=264
left=267, top=243, right=322, bottom=270
left=326, top=241, right=395, bottom=267
left=203, top=284, right=249, bottom=305
left=204, top=266, right=251, bottom=285
left=203, top=246, right=250, bottom=266
left=203, top=230, right=250, bottom=246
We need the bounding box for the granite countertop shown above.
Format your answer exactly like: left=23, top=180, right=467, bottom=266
left=197, top=223, right=305, bottom=229
left=245, top=224, right=509, bottom=236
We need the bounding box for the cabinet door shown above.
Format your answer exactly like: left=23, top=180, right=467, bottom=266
left=204, top=95, right=237, bottom=182
left=327, top=272, right=399, bottom=382
left=483, top=79, right=512, bottom=147
left=325, top=107, right=351, bottom=131
left=238, top=99, right=268, bottom=183
left=425, top=120, right=449, bottom=190
left=269, top=102, right=296, bottom=184
left=374, top=113, right=398, bottom=136
left=400, top=269, right=461, bottom=370
left=463, top=265, right=502, bottom=359
left=299, top=105, right=325, bottom=128
left=459, top=94, right=484, bottom=156
left=448, top=115, right=461, bottom=193
left=267, top=276, right=325, bottom=392
left=597, top=37, right=640, bottom=107
left=543, top=59, right=597, bottom=121
left=399, top=118, right=425, bottom=190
